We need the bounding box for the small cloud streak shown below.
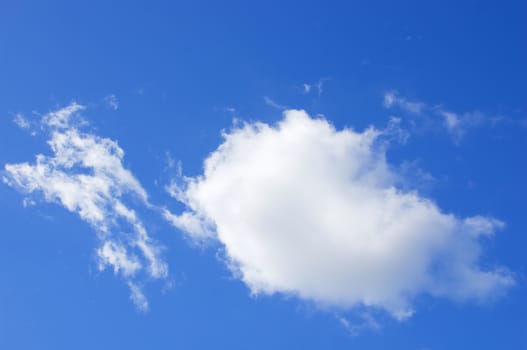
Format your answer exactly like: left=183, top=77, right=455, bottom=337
left=104, top=94, right=119, bottom=110
left=338, top=313, right=381, bottom=336
left=383, top=91, right=526, bottom=143
left=13, top=113, right=31, bottom=129
left=383, top=91, right=426, bottom=114
left=264, top=96, right=288, bottom=110
left=302, top=78, right=330, bottom=96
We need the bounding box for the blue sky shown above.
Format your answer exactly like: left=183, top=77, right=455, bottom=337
left=1, top=1, right=526, bottom=349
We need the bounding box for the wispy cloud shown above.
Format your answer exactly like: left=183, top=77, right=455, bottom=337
left=165, top=110, right=513, bottom=319
left=13, top=113, right=38, bottom=136
left=338, top=313, right=381, bottom=336
left=384, top=116, right=410, bottom=144
left=383, top=91, right=526, bottom=143
left=435, top=110, right=485, bottom=143
left=263, top=96, right=288, bottom=110
left=128, top=281, right=149, bottom=312
left=104, top=94, right=119, bottom=110
left=13, top=113, right=31, bottom=129
left=213, top=106, right=239, bottom=120
left=3, top=103, right=167, bottom=311
left=302, top=77, right=330, bottom=96
left=383, top=91, right=426, bottom=114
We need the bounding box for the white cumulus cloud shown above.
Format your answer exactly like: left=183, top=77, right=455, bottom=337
left=166, top=109, right=513, bottom=319
left=3, top=103, right=167, bottom=311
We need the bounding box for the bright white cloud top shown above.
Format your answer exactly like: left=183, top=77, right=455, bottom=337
left=3, top=103, right=167, bottom=311
left=166, top=109, right=513, bottom=319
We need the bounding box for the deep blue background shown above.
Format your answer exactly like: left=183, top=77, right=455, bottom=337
left=1, top=1, right=525, bottom=348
